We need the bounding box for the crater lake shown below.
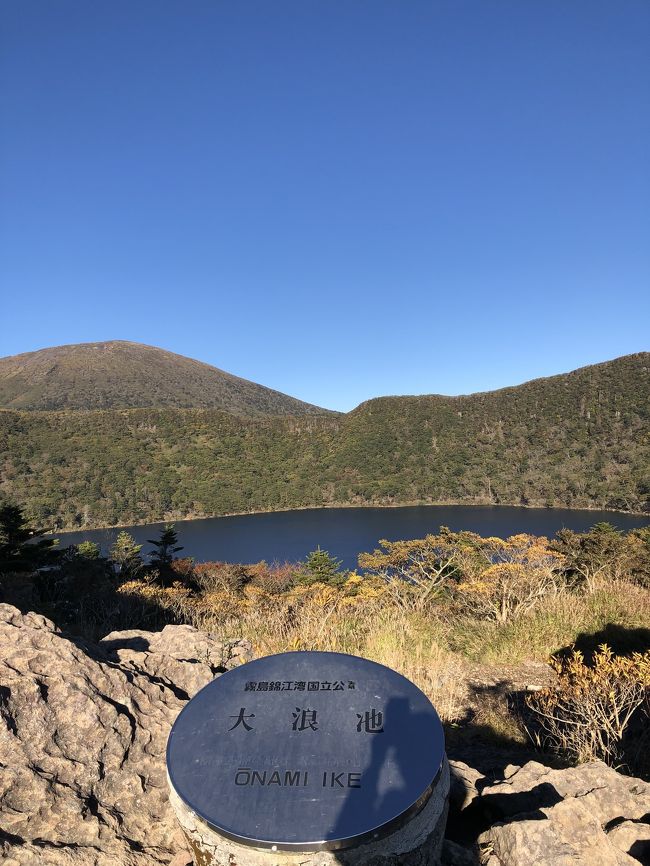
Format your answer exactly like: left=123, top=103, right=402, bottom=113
left=54, top=505, right=650, bottom=570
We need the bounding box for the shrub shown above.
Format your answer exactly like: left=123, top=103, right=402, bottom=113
left=358, top=531, right=466, bottom=610
left=525, top=645, right=650, bottom=770
left=628, top=526, right=650, bottom=588
left=453, top=534, right=564, bottom=623
left=193, top=561, right=252, bottom=593
left=248, top=562, right=298, bottom=594
left=552, top=522, right=632, bottom=592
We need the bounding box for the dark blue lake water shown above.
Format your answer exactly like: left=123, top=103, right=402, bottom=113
left=55, top=506, right=649, bottom=571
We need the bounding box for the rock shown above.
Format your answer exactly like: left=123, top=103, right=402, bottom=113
left=0, top=604, right=248, bottom=865
left=485, top=797, right=643, bottom=865
left=478, top=760, right=650, bottom=826
left=608, top=820, right=650, bottom=864
left=99, top=625, right=252, bottom=699
left=448, top=760, right=484, bottom=812
left=441, top=838, right=479, bottom=865
left=476, top=761, right=650, bottom=866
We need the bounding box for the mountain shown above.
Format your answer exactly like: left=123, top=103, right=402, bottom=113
left=0, top=341, right=334, bottom=416
left=0, top=351, right=648, bottom=528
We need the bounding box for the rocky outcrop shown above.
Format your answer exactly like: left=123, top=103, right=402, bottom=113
left=447, top=759, right=650, bottom=866
left=99, top=625, right=251, bottom=700
left=0, top=604, right=251, bottom=865
left=1, top=604, right=649, bottom=866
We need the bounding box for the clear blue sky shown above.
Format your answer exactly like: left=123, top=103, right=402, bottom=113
left=2, top=1, right=648, bottom=411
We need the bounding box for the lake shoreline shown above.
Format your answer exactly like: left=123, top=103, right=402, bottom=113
left=47, top=498, right=648, bottom=535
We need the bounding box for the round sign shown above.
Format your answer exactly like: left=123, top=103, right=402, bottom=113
left=166, top=651, right=445, bottom=851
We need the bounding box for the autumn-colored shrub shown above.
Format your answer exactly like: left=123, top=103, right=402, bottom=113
left=168, top=557, right=195, bottom=582
left=525, top=645, right=650, bottom=770
left=192, top=561, right=251, bottom=593
left=453, top=534, right=564, bottom=623
left=358, top=530, right=467, bottom=610
left=248, top=561, right=300, bottom=594
left=359, top=530, right=564, bottom=621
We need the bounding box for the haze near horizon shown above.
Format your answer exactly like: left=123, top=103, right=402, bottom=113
left=2, top=2, right=649, bottom=411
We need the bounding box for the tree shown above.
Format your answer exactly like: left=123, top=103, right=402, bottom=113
left=453, top=533, right=564, bottom=623
left=110, top=531, right=144, bottom=579
left=358, top=529, right=470, bottom=610
left=147, top=524, right=183, bottom=566
left=147, top=524, right=183, bottom=585
left=0, top=504, right=58, bottom=573
left=76, top=541, right=101, bottom=560
left=299, top=547, right=345, bottom=587
left=553, top=522, right=630, bottom=592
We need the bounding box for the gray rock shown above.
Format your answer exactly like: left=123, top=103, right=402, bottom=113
left=448, top=759, right=484, bottom=812
left=478, top=760, right=650, bottom=826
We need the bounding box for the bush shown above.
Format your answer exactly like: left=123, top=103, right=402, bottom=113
left=358, top=531, right=464, bottom=610
left=553, top=523, right=633, bottom=592
left=453, top=534, right=565, bottom=623
left=193, top=561, right=252, bottom=594
left=525, top=645, right=650, bottom=771
left=248, top=562, right=299, bottom=594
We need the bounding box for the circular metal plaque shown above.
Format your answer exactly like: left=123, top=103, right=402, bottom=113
left=166, top=651, right=445, bottom=851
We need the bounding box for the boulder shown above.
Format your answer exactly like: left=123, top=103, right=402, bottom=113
left=476, top=761, right=650, bottom=866
left=0, top=604, right=250, bottom=865
left=99, top=625, right=252, bottom=699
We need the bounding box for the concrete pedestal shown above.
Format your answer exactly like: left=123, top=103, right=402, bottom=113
left=169, top=757, right=450, bottom=866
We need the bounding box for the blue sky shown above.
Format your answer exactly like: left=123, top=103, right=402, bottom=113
left=2, top=1, right=648, bottom=411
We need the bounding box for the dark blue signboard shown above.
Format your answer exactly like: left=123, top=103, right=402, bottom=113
left=166, top=651, right=445, bottom=851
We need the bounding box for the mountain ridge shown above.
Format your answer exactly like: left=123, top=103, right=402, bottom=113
left=2, top=340, right=647, bottom=414
left=0, top=340, right=335, bottom=416
left=0, top=350, right=647, bottom=527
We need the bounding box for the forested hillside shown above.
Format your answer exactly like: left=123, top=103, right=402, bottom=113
left=0, top=352, right=647, bottom=527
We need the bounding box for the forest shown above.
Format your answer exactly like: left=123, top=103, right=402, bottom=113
left=0, top=351, right=647, bottom=528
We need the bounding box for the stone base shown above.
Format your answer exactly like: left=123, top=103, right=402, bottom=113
left=168, top=758, right=450, bottom=866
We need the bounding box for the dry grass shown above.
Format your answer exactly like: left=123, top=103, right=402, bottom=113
left=116, top=575, right=650, bottom=744
left=449, top=580, right=650, bottom=665
left=122, top=580, right=466, bottom=723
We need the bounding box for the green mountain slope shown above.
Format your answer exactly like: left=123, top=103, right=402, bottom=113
left=0, top=341, right=334, bottom=416
left=0, top=352, right=647, bottom=527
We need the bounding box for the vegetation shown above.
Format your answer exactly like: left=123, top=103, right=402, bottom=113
left=109, top=531, right=144, bottom=579
left=1, top=507, right=648, bottom=776
left=0, top=503, right=58, bottom=572
left=0, top=341, right=333, bottom=415
left=526, top=646, right=650, bottom=770
left=0, top=352, right=648, bottom=529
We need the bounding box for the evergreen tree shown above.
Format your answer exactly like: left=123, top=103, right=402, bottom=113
left=76, top=540, right=101, bottom=560
left=147, top=524, right=183, bottom=567
left=110, top=531, right=144, bottom=579
left=0, top=504, right=58, bottom=573
left=299, top=546, right=345, bottom=586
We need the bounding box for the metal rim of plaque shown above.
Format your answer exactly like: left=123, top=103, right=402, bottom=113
left=167, top=651, right=445, bottom=852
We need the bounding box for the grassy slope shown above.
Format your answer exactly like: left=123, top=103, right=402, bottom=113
left=0, top=341, right=334, bottom=416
